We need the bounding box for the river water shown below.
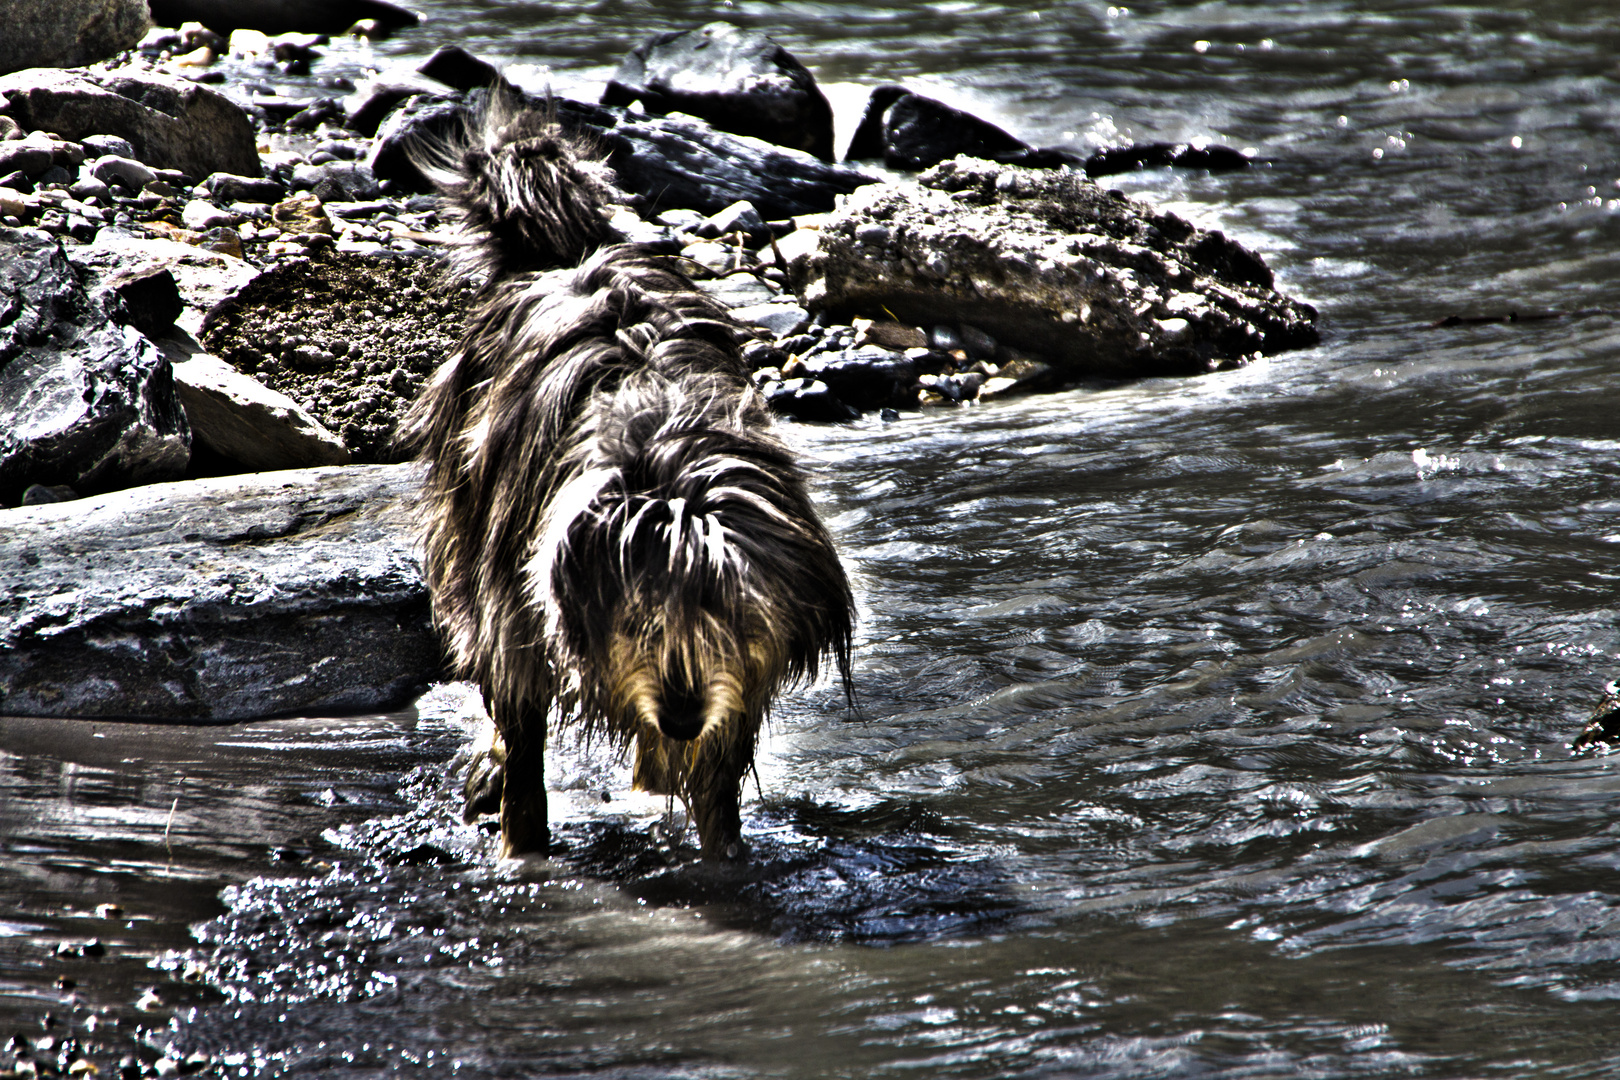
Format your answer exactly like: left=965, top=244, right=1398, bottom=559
left=6, top=1, right=1620, bottom=1076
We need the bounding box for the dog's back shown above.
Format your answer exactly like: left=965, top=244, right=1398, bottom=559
left=403, top=100, right=854, bottom=859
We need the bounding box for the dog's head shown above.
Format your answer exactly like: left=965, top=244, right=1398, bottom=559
left=532, top=374, right=854, bottom=746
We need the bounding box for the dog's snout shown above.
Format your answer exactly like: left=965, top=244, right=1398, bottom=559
left=656, top=684, right=707, bottom=741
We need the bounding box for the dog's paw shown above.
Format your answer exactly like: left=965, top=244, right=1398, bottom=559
left=454, top=719, right=507, bottom=822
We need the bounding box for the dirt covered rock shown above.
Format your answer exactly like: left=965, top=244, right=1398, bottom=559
left=789, top=156, right=1319, bottom=379
left=199, top=252, right=472, bottom=462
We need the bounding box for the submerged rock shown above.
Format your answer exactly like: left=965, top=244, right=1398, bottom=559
left=602, top=22, right=837, bottom=162
left=789, top=156, right=1317, bottom=379
left=847, top=86, right=1251, bottom=179
left=0, top=464, right=442, bottom=721
left=847, top=86, right=1035, bottom=171
left=0, top=228, right=190, bottom=507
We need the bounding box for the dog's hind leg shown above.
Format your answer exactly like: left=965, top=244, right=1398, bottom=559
left=460, top=718, right=506, bottom=822
left=494, top=705, right=550, bottom=856
left=632, top=732, right=679, bottom=796
left=685, top=735, right=754, bottom=861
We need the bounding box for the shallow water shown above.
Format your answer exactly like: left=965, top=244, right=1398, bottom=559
left=6, top=1, right=1620, bottom=1076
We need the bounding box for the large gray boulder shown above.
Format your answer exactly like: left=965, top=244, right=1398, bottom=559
left=0, top=67, right=260, bottom=180
left=0, top=464, right=444, bottom=721
left=602, top=22, right=836, bottom=162
left=0, top=0, right=150, bottom=76
left=789, top=156, right=1318, bottom=378
left=0, top=227, right=190, bottom=507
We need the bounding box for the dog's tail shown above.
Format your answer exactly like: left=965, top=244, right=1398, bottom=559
left=410, top=93, right=627, bottom=278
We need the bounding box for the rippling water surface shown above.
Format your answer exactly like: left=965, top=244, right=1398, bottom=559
left=6, top=2, right=1620, bottom=1076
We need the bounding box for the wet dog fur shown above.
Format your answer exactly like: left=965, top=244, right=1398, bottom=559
left=402, top=101, right=855, bottom=860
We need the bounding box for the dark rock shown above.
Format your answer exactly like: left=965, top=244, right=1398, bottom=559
left=374, top=91, right=878, bottom=219
left=794, top=345, right=916, bottom=411
left=741, top=339, right=787, bottom=368
left=578, top=105, right=876, bottom=219
left=696, top=199, right=768, bottom=243
left=21, top=483, right=78, bottom=505
left=416, top=45, right=511, bottom=94
left=147, top=0, right=419, bottom=36
left=1084, top=141, right=1252, bottom=178
left=344, top=76, right=451, bottom=137
left=761, top=377, right=859, bottom=423
left=282, top=97, right=344, bottom=132
left=789, top=156, right=1317, bottom=379
left=269, top=31, right=325, bottom=63
left=0, top=463, right=443, bottom=720
left=0, top=228, right=190, bottom=506
left=1573, top=684, right=1620, bottom=754
left=290, top=160, right=380, bottom=201
left=251, top=92, right=322, bottom=123
left=68, top=231, right=262, bottom=338
left=35, top=165, right=72, bottom=187
left=602, top=22, right=835, bottom=162
left=929, top=324, right=962, bottom=352
left=366, top=92, right=466, bottom=189
left=0, top=68, right=259, bottom=180
left=847, top=86, right=1030, bottom=171
left=0, top=142, right=53, bottom=178
left=1, top=0, right=150, bottom=75
left=206, top=171, right=286, bottom=204
left=958, top=323, right=996, bottom=360
left=80, top=133, right=136, bottom=159
left=70, top=254, right=183, bottom=339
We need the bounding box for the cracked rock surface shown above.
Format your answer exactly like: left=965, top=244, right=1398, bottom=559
left=0, top=463, right=442, bottom=721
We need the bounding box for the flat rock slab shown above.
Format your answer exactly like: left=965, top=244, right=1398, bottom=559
left=791, top=156, right=1319, bottom=378
left=0, top=463, right=444, bottom=721
left=0, top=67, right=260, bottom=180
left=163, top=336, right=351, bottom=471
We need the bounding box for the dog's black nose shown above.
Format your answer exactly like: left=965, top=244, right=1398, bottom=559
left=656, top=685, right=706, bottom=741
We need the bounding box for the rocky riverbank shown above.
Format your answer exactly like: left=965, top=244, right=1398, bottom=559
left=0, top=10, right=1319, bottom=732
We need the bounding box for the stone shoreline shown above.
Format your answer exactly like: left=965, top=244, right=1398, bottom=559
left=0, top=13, right=1319, bottom=730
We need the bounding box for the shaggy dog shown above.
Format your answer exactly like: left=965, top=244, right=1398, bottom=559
left=401, top=101, right=855, bottom=860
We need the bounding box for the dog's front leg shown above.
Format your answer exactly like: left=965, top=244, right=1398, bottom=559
left=495, top=705, right=550, bottom=856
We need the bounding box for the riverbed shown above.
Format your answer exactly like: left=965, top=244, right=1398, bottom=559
left=4, top=1, right=1620, bottom=1076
